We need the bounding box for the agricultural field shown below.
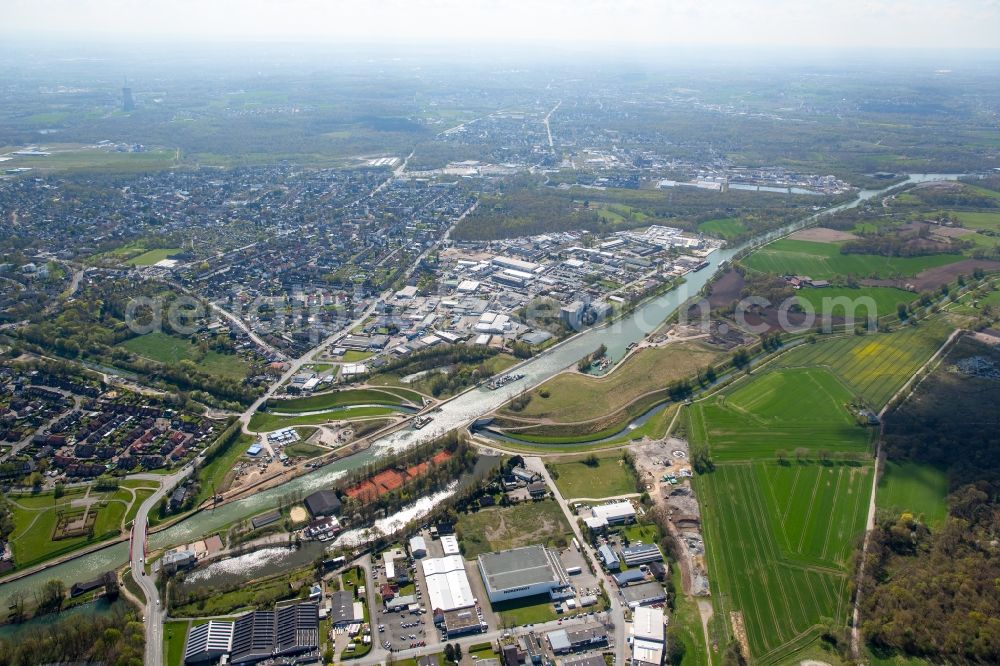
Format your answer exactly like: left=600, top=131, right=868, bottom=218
left=687, top=367, right=872, bottom=462
left=696, top=459, right=873, bottom=663
left=118, top=331, right=249, bottom=381
left=548, top=451, right=637, bottom=499
left=699, top=217, right=746, bottom=239
left=927, top=210, right=1000, bottom=232
left=876, top=461, right=949, bottom=529
left=744, top=238, right=964, bottom=280
left=795, top=286, right=916, bottom=322
left=686, top=331, right=918, bottom=662
left=455, top=499, right=572, bottom=558
left=773, top=318, right=954, bottom=409
left=501, top=341, right=722, bottom=423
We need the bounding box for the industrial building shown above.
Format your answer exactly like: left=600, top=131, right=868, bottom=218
left=598, top=544, right=621, bottom=571
left=620, top=543, right=663, bottom=567
left=612, top=569, right=646, bottom=587
left=478, top=545, right=568, bottom=603
left=329, top=590, right=364, bottom=626
left=590, top=501, right=636, bottom=525
left=546, top=625, right=608, bottom=654
left=622, top=581, right=667, bottom=608
left=231, top=611, right=276, bottom=665
left=561, top=655, right=608, bottom=666
left=304, top=489, right=342, bottom=517
left=441, top=534, right=461, bottom=555
left=422, top=555, right=475, bottom=612
left=184, top=621, right=234, bottom=664
left=229, top=603, right=319, bottom=665
left=410, top=535, right=427, bottom=558
left=441, top=606, right=486, bottom=638
left=631, top=606, right=665, bottom=666
left=385, top=594, right=418, bottom=612
left=274, top=603, right=321, bottom=658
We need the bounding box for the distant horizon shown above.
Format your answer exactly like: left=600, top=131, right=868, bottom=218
left=4, top=0, right=1000, bottom=51
left=2, top=38, right=999, bottom=73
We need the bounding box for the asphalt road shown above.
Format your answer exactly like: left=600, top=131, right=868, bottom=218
left=530, top=457, right=631, bottom=666
left=131, top=461, right=197, bottom=666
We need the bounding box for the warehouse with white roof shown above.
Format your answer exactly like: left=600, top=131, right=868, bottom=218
left=184, top=620, right=234, bottom=664
left=441, top=534, right=461, bottom=555
left=631, top=606, right=665, bottom=666
left=421, top=555, right=475, bottom=612
left=591, top=501, right=636, bottom=525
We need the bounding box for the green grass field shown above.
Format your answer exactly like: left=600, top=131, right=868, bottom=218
left=699, top=217, right=746, bottom=239
left=502, top=342, right=722, bottom=423
left=284, top=441, right=327, bottom=459
left=247, top=407, right=397, bottom=432
left=745, top=239, right=964, bottom=280
left=877, top=461, right=949, bottom=529
left=164, top=620, right=190, bottom=666
left=696, top=460, right=873, bottom=664
left=119, top=332, right=249, bottom=381
left=4, top=487, right=145, bottom=570
left=124, top=488, right=155, bottom=527
left=456, top=500, right=572, bottom=557
left=267, top=388, right=410, bottom=412
left=796, top=286, right=916, bottom=322
left=492, top=594, right=560, bottom=626
left=923, top=210, right=1000, bottom=232
left=339, top=350, right=373, bottom=362
left=688, top=368, right=872, bottom=462
left=684, top=327, right=947, bottom=662
left=372, top=386, right=428, bottom=404
left=773, top=319, right=953, bottom=409
left=126, top=248, right=182, bottom=266
left=1, top=146, right=178, bottom=173
left=191, top=433, right=256, bottom=506
left=372, top=353, right=519, bottom=398
left=669, top=565, right=711, bottom=666
left=549, top=451, right=637, bottom=499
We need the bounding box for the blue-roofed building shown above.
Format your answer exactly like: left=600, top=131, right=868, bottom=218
left=620, top=543, right=662, bottom=567
left=247, top=442, right=263, bottom=456
left=612, top=569, right=646, bottom=587
left=598, top=544, right=620, bottom=571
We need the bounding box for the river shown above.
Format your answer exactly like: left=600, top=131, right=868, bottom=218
left=0, top=173, right=961, bottom=610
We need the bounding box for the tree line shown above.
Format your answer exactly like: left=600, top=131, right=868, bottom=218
left=859, top=335, right=1000, bottom=663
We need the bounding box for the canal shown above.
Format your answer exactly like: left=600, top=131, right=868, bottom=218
left=0, top=173, right=960, bottom=611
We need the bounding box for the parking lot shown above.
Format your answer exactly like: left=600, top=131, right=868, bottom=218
left=372, top=555, right=433, bottom=652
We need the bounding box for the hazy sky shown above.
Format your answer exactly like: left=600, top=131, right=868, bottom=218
left=4, top=0, right=1000, bottom=50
